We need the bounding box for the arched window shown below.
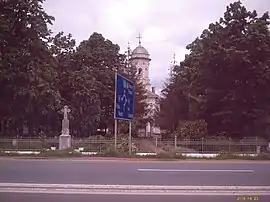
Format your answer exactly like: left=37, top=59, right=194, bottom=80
left=138, top=67, right=142, bottom=75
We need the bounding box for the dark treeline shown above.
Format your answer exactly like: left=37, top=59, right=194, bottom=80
left=0, top=0, right=148, bottom=138
left=156, top=1, right=270, bottom=140
left=1, top=1, right=270, bottom=140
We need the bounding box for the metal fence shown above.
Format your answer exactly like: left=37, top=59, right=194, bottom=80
left=0, top=137, right=268, bottom=154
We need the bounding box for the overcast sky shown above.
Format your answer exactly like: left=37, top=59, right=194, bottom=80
left=43, top=0, right=270, bottom=93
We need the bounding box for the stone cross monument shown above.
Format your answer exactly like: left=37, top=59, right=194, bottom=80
left=59, top=105, right=71, bottom=150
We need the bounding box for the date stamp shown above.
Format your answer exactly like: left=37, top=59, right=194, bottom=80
left=236, top=196, right=259, bottom=201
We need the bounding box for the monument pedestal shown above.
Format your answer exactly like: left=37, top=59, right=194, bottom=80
left=59, top=134, right=71, bottom=150
left=59, top=105, right=71, bottom=150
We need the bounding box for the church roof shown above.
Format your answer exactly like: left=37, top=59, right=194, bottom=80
left=146, top=89, right=160, bottom=100
left=132, top=44, right=149, bottom=55
left=131, top=44, right=151, bottom=61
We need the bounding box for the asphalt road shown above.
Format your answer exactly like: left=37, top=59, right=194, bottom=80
left=1, top=158, right=270, bottom=185
left=0, top=158, right=270, bottom=202
left=1, top=193, right=270, bottom=202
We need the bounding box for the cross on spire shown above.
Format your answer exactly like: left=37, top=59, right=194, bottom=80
left=169, top=53, right=176, bottom=78
left=127, top=42, right=131, bottom=54
left=137, top=34, right=142, bottom=45
left=127, top=41, right=131, bottom=66
left=173, top=52, right=176, bottom=65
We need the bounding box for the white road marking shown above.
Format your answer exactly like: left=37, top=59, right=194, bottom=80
left=137, top=169, right=254, bottom=172
left=1, top=183, right=270, bottom=190
left=1, top=188, right=270, bottom=196
left=0, top=183, right=270, bottom=195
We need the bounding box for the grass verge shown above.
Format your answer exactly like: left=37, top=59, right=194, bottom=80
left=0, top=149, right=269, bottom=160
left=215, top=152, right=270, bottom=160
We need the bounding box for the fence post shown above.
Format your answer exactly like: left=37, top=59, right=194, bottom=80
left=16, top=136, right=18, bottom=151
left=12, top=138, right=17, bottom=151
left=29, top=138, right=31, bottom=151
left=255, top=137, right=258, bottom=153
left=228, top=138, right=231, bottom=153
left=174, top=135, right=177, bottom=149
left=155, top=137, right=158, bottom=155
left=255, top=136, right=260, bottom=154
left=201, top=137, right=204, bottom=154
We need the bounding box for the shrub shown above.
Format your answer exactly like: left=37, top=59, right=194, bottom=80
left=99, top=147, right=122, bottom=157
left=156, top=151, right=185, bottom=159
left=40, top=148, right=82, bottom=157
left=216, top=152, right=270, bottom=160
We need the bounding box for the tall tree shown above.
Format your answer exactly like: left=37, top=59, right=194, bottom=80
left=156, top=65, right=189, bottom=134
left=49, top=31, right=101, bottom=137
left=159, top=1, right=270, bottom=140
left=73, top=32, right=125, bottom=135
left=187, top=1, right=270, bottom=139
left=0, top=0, right=61, bottom=136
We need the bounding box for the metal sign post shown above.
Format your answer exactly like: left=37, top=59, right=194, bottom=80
left=114, top=119, right=117, bottom=150
left=114, top=73, right=135, bottom=155
left=129, top=121, right=132, bottom=154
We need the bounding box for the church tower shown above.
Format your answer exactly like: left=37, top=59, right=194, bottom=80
left=129, top=34, right=161, bottom=137
left=130, top=34, right=151, bottom=90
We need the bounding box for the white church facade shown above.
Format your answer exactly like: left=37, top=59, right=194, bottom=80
left=129, top=36, right=161, bottom=137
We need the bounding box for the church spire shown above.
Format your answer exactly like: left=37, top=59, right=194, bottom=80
left=172, top=52, right=176, bottom=65
left=127, top=41, right=131, bottom=57
left=169, top=53, right=176, bottom=78
left=126, top=42, right=131, bottom=69
left=137, top=34, right=142, bottom=45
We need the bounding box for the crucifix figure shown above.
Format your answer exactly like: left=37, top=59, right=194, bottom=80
left=61, top=105, right=71, bottom=135
left=61, top=105, right=71, bottom=120
left=137, top=34, right=142, bottom=45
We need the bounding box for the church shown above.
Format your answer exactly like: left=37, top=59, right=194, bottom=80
left=129, top=35, right=161, bottom=137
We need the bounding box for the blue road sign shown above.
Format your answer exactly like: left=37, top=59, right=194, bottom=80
left=114, top=73, right=134, bottom=120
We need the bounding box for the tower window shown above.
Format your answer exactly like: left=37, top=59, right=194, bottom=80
left=138, top=67, right=142, bottom=75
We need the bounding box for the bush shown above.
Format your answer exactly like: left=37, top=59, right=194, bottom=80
left=255, top=153, right=270, bottom=160
left=156, top=151, right=185, bottom=159
left=176, top=119, right=208, bottom=139
left=216, top=152, right=270, bottom=160
left=99, top=147, right=122, bottom=157
left=39, top=148, right=82, bottom=157
left=216, top=152, right=239, bottom=160
left=98, top=147, right=135, bottom=158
